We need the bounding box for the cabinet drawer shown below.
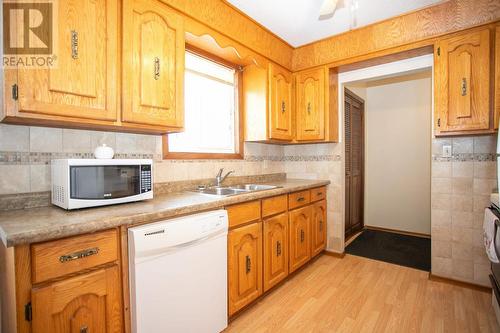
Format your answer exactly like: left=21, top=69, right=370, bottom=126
left=31, top=229, right=119, bottom=284
left=226, top=200, right=261, bottom=228
left=288, top=190, right=311, bottom=209
left=262, top=195, right=288, bottom=218
left=310, top=186, right=326, bottom=202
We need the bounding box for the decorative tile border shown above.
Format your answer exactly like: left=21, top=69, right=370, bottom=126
left=0, top=151, right=161, bottom=165
left=432, top=153, right=496, bottom=162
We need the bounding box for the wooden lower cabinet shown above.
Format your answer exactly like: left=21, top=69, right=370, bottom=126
left=311, top=200, right=327, bottom=257
left=289, top=206, right=311, bottom=273
left=228, top=222, right=263, bottom=316
left=263, top=212, right=289, bottom=292
left=31, top=265, right=122, bottom=333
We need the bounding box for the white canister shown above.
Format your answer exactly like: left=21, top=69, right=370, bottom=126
left=94, top=144, right=114, bottom=159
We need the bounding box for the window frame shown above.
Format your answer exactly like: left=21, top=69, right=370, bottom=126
left=163, top=44, right=244, bottom=160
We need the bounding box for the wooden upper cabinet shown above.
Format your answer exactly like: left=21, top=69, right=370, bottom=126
left=15, top=0, right=118, bottom=122
left=311, top=200, right=327, bottom=257
left=296, top=68, right=325, bottom=141
left=32, top=266, right=122, bottom=333
left=495, top=25, right=500, bottom=130
left=228, top=222, right=263, bottom=316
left=263, top=212, right=289, bottom=292
left=435, top=28, right=491, bottom=134
left=289, top=206, right=311, bottom=273
left=243, top=62, right=293, bottom=142
left=269, top=64, right=294, bottom=140
left=122, top=0, right=184, bottom=130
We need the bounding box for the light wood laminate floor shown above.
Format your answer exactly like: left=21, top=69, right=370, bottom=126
left=226, top=254, right=499, bottom=332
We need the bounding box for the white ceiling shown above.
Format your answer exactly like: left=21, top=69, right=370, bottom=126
left=227, top=0, right=444, bottom=47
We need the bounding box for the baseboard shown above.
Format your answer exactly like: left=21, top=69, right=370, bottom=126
left=364, top=225, right=430, bottom=239
left=323, top=250, right=345, bottom=258
left=428, top=273, right=491, bottom=293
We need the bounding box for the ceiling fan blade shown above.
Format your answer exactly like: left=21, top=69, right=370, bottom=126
left=319, top=0, right=338, bottom=19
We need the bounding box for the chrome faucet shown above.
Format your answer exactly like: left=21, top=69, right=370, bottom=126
left=215, top=168, right=234, bottom=187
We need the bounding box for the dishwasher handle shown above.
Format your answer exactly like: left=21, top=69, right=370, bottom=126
left=134, top=228, right=227, bottom=261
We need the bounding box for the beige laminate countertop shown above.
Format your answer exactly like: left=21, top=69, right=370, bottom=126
left=0, top=179, right=329, bottom=247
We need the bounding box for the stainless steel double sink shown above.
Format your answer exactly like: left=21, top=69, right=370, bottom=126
left=191, top=184, right=280, bottom=197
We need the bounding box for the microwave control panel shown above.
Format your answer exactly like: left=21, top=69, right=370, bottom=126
left=140, top=165, right=152, bottom=193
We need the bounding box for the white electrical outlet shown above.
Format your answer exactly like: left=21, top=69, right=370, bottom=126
left=442, top=145, right=452, bottom=158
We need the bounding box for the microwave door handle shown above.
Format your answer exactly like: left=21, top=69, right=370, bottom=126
left=494, top=220, right=500, bottom=259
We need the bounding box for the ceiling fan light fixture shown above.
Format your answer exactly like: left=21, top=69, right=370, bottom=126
left=318, top=0, right=339, bottom=20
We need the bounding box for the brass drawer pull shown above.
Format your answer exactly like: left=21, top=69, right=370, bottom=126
left=297, top=197, right=305, bottom=202
left=154, top=57, right=160, bottom=80
left=300, top=230, right=305, bottom=242
left=71, top=30, right=78, bottom=59
left=281, top=100, right=286, bottom=113
left=276, top=241, right=282, bottom=256
left=59, top=247, right=99, bottom=263
left=317, top=192, right=323, bottom=196
left=80, top=326, right=88, bottom=333
left=245, top=255, right=251, bottom=274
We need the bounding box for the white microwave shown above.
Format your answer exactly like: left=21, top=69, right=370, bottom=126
left=51, top=159, right=153, bottom=210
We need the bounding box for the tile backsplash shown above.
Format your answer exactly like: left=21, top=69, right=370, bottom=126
left=431, top=135, right=497, bottom=287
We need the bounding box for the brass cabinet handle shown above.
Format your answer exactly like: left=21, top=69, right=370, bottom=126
left=307, top=102, right=311, bottom=114
left=154, top=57, right=160, bottom=80
left=300, top=230, right=305, bottom=243
left=297, top=197, right=305, bottom=202
left=317, top=192, right=323, bottom=196
left=245, top=255, right=251, bottom=274
left=71, top=30, right=78, bottom=59
left=281, top=100, right=286, bottom=113
left=59, top=247, right=99, bottom=263
left=276, top=241, right=281, bottom=256
left=461, top=78, right=467, bottom=96
left=319, top=220, right=323, bottom=231
left=80, top=326, right=88, bottom=333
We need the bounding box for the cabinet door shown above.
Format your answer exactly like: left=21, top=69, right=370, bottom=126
left=311, top=200, right=327, bottom=257
left=32, top=266, right=122, bottom=333
left=435, top=29, right=490, bottom=133
left=17, top=0, right=118, bottom=121
left=495, top=25, right=500, bottom=130
left=263, top=212, right=288, bottom=292
left=228, top=222, right=262, bottom=316
left=122, top=0, right=184, bottom=128
left=269, top=64, right=293, bottom=140
left=289, top=206, right=311, bottom=273
left=296, top=68, right=325, bottom=141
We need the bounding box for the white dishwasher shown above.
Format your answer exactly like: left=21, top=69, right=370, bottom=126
left=128, top=210, right=228, bottom=333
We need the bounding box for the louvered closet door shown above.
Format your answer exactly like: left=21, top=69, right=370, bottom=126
left=344, top=90, right=364, bottom=239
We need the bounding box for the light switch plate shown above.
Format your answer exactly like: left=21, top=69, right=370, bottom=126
left=442, top=145, right=452, bottom=158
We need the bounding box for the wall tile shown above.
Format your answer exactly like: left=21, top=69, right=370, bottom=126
left=432, top=138, right=452, bottom=156
left=432, top=225, right=452, bottom=241
left=452, top=259, right=474, bottom=280
left=473, top=136, right=496, bottom=154
left=451, top=226, right=474, bottom=245
left=451, top=242, right=473, bottom=260
left=473, top=247, right=489, bottom=265
left=451, top=161, right=473, bottom=178
left=452, top=137, right=474, bottom=153
left=473, top=263, right=490, bottom=286
left=473, top=195, right=491, bottom=213
left=0, top=165, right=30, bottom=194
left=450, top=195, right=472, bottom=212
left=30, top=164, right=50, bottom=192
left=90, top=131, right=116, bottom=151
left=62, top=129, right=92, bottom=153
left=432, top=257, right=452, bottom=276
left=431, top=193, right=451, bottom=210
left=30, top=127, right=62, bottom=152
left=0, top=124, right=29, bottom=152
left=432, top=240, right=452, bottom=258
left=431, top=209, right=451, bottom=227
left=432, top=162, right=451, bottom=178
left=451, top=211, right=473, bottom=227
left=473, top=178, right=497, bottom=195
left=432, top=178, right=452, bottom=194
left=473, top=161, right=496, bottom=179
left=452, top=178, right=473, bottom=194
